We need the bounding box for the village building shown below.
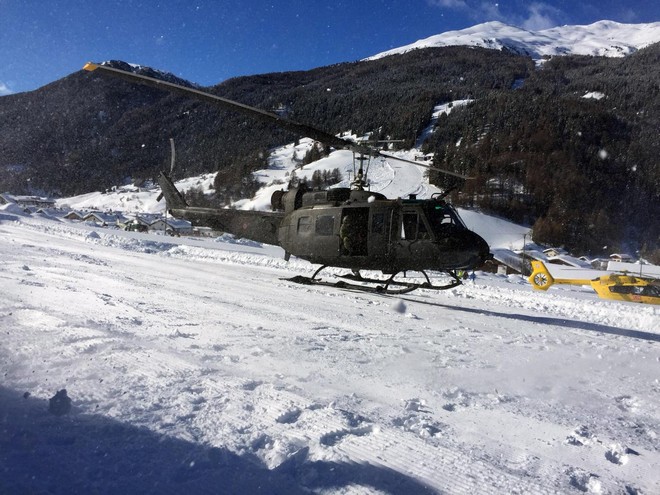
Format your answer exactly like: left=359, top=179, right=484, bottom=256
left=542, top=247, right=567, bottom=258
left=609, top=253, right=634, bottom=263
left=83, top=211, right=129, bottom=227
left=0, top=193, right=55, bottom=209
left=135, top=213, right=163, bottom=226
left=149, top=217, right=192, bottom=235
left=63, top=211, right=86, bottom=221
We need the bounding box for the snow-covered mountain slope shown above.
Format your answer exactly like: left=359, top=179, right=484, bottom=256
left=367, top=20, right=660, bottom=61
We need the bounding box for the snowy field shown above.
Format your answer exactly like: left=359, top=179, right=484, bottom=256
left=1, top=207, right=658, bottom=494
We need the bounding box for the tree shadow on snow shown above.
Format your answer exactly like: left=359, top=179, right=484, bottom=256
left=402, top=297, right=660, bottom=343
left=0, top=386, right=437, bottom=495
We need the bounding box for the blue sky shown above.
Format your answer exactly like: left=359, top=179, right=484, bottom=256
left=1, top=0, right=658, bottom=95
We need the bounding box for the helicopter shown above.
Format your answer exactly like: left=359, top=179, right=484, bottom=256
left=529, top=260, right=660, bottom=305
left=83, top=61, right=491, bottom=294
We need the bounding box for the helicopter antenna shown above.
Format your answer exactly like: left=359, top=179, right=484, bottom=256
left=169, top=137, right=176, bottom=176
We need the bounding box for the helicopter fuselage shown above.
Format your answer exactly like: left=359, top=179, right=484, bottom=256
left=276, top=188, right=489, bottom=273
left=160, top=170, right=489, bottom=276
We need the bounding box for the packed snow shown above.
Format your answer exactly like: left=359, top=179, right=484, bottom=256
left=583, top=91, right=606, bottom=100
left=2, top=155, right=659, bottom=493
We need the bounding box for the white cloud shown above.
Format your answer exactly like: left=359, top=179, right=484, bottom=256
left=521, top=2, right=561, bottom=30
left=478, top=1, right=505, bottom=22
left=0, top=82, right=13, bottom=96
left=427, top=0, right=468, bottom=9
left=427, top=0, right=564, bottom=30
left=616, top=8, right=639, bottom=23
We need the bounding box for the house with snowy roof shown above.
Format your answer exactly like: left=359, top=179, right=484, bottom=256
left=149, top=217, right=192, bottom=235
left=0, top=193, right=55, bottom=208
left=63, top=210, right=86, bottom=221
left=135, top=213, right=163, bottom=226
left=609, top=253, right=634, bottom=263
left=83, top=211, right=128, bottom=227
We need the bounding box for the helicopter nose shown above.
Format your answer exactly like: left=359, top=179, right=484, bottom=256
left=436, top=229, right=490, bottom=270
left=472, top=231, right=492, bottom=265
left=458, top=229, right=490, bottom=269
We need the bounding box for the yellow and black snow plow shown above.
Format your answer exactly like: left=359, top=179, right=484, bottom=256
left=529, top=260, right=660, bottom=305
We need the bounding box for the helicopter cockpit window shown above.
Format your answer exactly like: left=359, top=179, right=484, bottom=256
left=401, top=211, right=431, bottom=240
left=315, top=215, right=335, bottom=236
left=297, top=216, right=312, bottom=234
left=425, top=204, right=465, bottom=235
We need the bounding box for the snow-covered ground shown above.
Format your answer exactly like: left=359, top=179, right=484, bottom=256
left=1, top=205, right=658, bottom=494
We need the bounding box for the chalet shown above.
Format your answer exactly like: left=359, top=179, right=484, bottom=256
left=542, top=247, right=567, bottom=258
left=122, top=219, right=149, bottom=232
left=0, top=193, right=55, bottom=208
left=149, top=217, right=192, bottom=235
left=63, top=211, right=85, bottom=221
left=34, top=208, right=66, bottom=219
left=135, top=213, right=163, bottom=227
left=83, top=211, right=128, bottom=227
left=609, top=253, right=634, bottom=263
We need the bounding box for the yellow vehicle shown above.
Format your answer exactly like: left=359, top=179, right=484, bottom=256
left=529, top=260, right=660, bottom=305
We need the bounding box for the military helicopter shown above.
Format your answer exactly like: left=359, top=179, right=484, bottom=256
left=83, top=62, right=491, bottom=294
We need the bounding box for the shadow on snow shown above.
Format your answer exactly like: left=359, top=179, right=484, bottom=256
left=402, top=296, right=660, bottom=343
left=0, top=386, right=437, bottom=495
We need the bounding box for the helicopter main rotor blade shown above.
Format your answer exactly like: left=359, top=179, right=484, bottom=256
left=83, top=62, right=370, bottom=154
left=84, top=62, right=473, bottom=181
left=378, top=151, right=472, bottom=180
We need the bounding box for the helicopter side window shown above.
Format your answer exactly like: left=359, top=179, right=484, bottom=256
left=315, top=215, right=335, bottom=236
left=609, top=284, right=658, bottom=296
left=297, top=216, right=312, bottom=234
left=402, top=213, right=418, bottom=240
left=372, top=213, right=385, bottom=234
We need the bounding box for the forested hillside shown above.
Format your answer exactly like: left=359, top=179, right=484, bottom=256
left=0, top=47, right=530, bottom=196
left=0, top=44, right=657, bottom=258
left=428, top=44, right=659, bottom=258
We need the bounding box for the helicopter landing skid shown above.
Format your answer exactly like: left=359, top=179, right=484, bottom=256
left=283, top=267, right=462, bottom=295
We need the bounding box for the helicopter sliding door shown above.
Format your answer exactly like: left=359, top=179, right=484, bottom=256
left=393, top=206, right=436, bottom=271
left=367, top=208, right=392, bottom=263
left=340, top=208, right=369, bottom=256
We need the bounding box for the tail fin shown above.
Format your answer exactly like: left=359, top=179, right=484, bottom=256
left=528, top=260, right=555, bottom=290
left=157, top=172, right=188, bottom=210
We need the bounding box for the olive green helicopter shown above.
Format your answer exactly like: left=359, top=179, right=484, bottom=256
left=84, top=61, right=491, bottom=294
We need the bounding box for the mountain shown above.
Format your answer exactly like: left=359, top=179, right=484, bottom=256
left=367, top=20, right=660, bottom=60
left=0, top=48, right=532, bottom=197
left=0, top=23, right=658, bottom=259
left=92, top=60, right=200, bottom=89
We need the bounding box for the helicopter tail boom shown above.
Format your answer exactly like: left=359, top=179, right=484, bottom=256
left=157, top=171, right=284, bottom=245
